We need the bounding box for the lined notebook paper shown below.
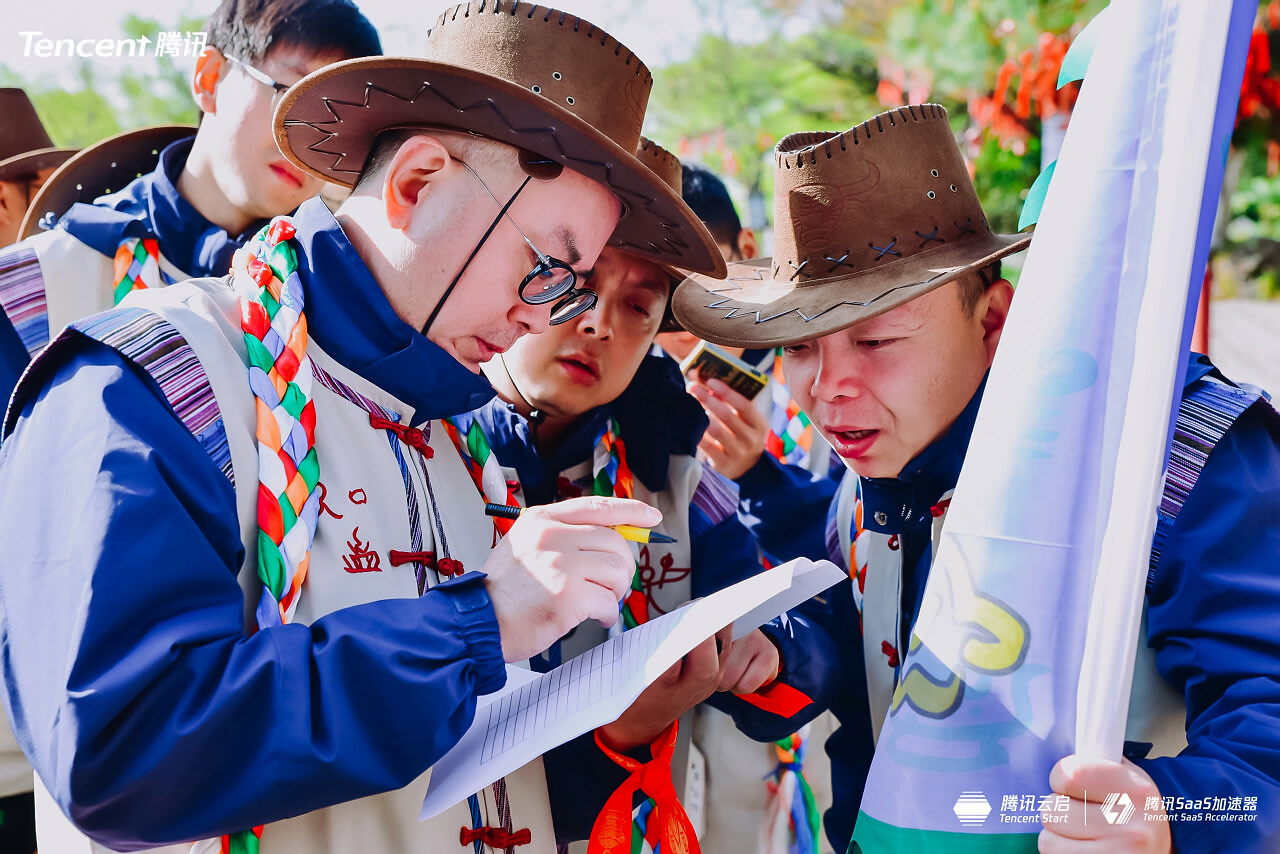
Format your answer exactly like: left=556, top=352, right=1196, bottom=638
left=421, top=557, right=845, bottom=818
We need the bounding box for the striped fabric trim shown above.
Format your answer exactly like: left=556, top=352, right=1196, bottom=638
left=825, top=501, right=843, bottom=568
left=0, top=245, right=51, bottom=358
left=688, top=462, right=739, bottom=537
left=73, top=307, right=232, bottom=484
left=1148, top=376, right=1261, bottom=584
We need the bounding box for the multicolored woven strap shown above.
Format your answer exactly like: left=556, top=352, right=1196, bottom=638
left=443, top=417, right=520, bottom=539
left=764, top=351, right=814, bottom=467
left=112, top=234, right=173, bottom=305
left=590, top=418, right=647, bottom=628
left=234, top=217, right=321, bottom=630
left=764, top=731, right=821, bottom=854
left=222, top=217, right=319, bottom=853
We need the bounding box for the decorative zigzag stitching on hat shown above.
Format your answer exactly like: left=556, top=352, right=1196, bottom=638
left=429, top=2, right=650, bottom=82
left=702, top=266, right=963, bottom=326
left=286, top=84, right=692, bottom=260
left=776, top=103, right=946, bottom=169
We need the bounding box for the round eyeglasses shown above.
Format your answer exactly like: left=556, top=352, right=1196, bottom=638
left=518, top=256, right=597, bottom=323
left=422, top=157, right=599, bottom=334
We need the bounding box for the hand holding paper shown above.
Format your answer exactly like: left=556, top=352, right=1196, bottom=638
left=421, top=556, right=845, bottom=819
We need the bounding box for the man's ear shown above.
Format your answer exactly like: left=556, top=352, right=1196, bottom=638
left=978, top=277, right=1014, bottom=366
left=736, top=227, right=759, bottom=261
left=191, top=47, right=226, bottom=115
left=0, top=182, right=18, bottom=228
left=383, top=135, right=451, bottom=230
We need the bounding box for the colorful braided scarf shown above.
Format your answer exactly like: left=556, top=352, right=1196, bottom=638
left=585, top=419, right=700, bottom=854
left=762, top=730, right=822, bottom=854
left=763, top=351, right=815, bottom=468
left=588, top=418, right=647, bottom=628
left=112, top=234, right=173, bottom=305
left=443, top=417, right=520, bottom=539
left=221, top=216, right=319, bottom=854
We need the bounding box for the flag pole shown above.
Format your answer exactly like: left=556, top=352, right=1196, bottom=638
left=1074, top=0, right=1254, bottom=760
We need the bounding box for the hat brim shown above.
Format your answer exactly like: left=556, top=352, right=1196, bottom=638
left=20, top=125, right=195, bottom=242
left=672, top=231, right=1032, bottom=348
left=0, top=147, right=77, bottom=183
left=274, top=56, right=727, bottom=278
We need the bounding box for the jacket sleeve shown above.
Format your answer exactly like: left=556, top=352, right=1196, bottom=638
left=0, top=339, right=508, bottom=850
left=704, top=580, right=853, bottom=742
left=735, top=451, right=842, bottom=563
left=687, top=462, right=766, bottom=598
left=1134, top=399, right=1280, bottom=854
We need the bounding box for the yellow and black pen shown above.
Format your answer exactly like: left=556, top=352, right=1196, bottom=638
left=484, top=502, right=678, bottom=544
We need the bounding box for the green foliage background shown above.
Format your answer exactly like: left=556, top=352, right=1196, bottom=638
left=4, top=0, right=1276, bottom=297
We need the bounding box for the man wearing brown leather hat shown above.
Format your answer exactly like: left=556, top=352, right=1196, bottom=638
left=681, top=105, right=1280, bottom=854
left=0, top=89, right=75, bottom=250
left=0, top=4, right=727, bottom=854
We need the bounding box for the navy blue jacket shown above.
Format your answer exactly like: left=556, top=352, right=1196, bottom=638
left=719, top=359, right=1280, bottom=854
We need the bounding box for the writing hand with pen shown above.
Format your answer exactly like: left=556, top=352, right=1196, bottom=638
left=479, top=496, right=662, bottom=663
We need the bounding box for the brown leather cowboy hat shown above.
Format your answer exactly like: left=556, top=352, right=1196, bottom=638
left=273, top=0, right=725, bottom=278
left=628, top=137, right=690, bottom=333
left=20, top=125, right=195, bottom=241
left=672, top=104, right=1032, bottom=348
left=0, top=89, right=76, bottom=182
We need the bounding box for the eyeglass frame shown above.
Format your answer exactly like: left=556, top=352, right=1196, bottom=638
left=421, top=156, right=599, bottom=334
left=223, top=53, right=290, bottom=106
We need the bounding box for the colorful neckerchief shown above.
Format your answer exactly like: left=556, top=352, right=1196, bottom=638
left=586, top=419, right=693, bottom=853
left=221, top=217, right=319, bottom=851
left=443, top=417, right=520, bottom=540
left=763, top=351, right=815, bottom=467
left=112, top=234, right=173, bottom=305
left=763, top=731, right=822, bottom=854
left=588, top=418, right=647, bottom=627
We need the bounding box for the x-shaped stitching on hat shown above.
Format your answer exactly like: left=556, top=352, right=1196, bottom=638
left=915, top=228, right=943, bottom=248
left=955, top=218, right=976, bottom=237
left=288, top=81, right=693, bottom=260
left=825, top=253, right=854, bottom=272
left=787, top=260, right=809, bottom=281
left=870, top=240, right=900, bottom=261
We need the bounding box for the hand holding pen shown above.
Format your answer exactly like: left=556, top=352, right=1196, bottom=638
left=476, top=496, right=665, bottom=663
left=484, top=502, right=678, bottom=544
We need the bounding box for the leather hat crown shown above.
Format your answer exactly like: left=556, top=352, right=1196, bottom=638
left=673, top=104, right=1031, bottom=347
left=274, top=1, right=725, bottom=277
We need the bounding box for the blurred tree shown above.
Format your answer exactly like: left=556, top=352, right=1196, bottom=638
left=647, top=25, right=879, bottom=218
left=0, top=12, right=202, bottom=150
left=0, top=63, right=123, bottom=147
left=115, top=14, right=204, bottom=127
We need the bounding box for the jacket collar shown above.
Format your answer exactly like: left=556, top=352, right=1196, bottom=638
left=463, top=353, right=707, bottom=504
left=292, top=198, right=496, bottom=422
left=56, top=137, right=266, bottom=280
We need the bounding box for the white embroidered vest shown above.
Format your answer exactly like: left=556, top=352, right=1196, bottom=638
left=28, top=227, right=190, bottom=351
left=35, top=278, right=555, bottom=854
left=833, top=473, right=1186, bottom=756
